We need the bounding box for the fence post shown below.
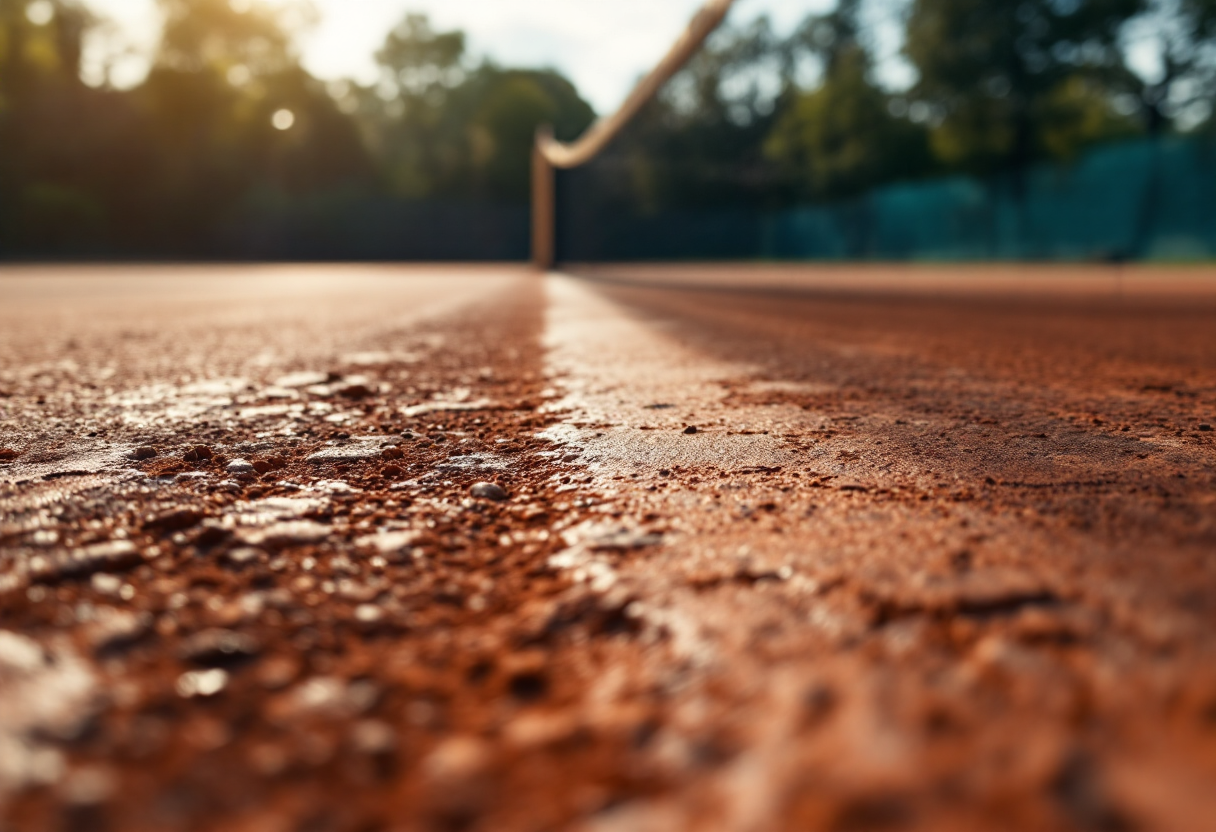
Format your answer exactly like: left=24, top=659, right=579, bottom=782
left=532, top=126, right=556, bottom=271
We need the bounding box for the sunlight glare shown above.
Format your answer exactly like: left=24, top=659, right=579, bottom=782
left=26, top=0, right=55, bottom=25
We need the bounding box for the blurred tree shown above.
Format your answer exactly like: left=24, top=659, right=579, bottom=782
left=600, top=16, right=790, bottom=213
left=459, top=67, right=594, bottom=199
left=0, top=0, right=123, bottom=253
left=134, top=0, right=369, bottom=251
left=366, top=14, right=465, bottom=196
left=905, top=0, right=1145, bottom=181
left=1116, top=0, right=1216, bottom=133
left=155, top=0, right=311, bottom=75
left=377, top=12, right=465, bottom=99
left=369, top=13, right=594, bottom=201
left=793, top=0, right=865, bottom=76
left=766, top=1, right=935, bottom=201
left=766, top=48, right=935, bottom=200
left=1106, top=0, right=1216, bottom=256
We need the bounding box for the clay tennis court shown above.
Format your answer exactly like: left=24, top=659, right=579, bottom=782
left=1, top=263, right=1214, bottom=831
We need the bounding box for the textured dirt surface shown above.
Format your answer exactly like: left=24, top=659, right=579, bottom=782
left=1, top=264, right=1214, bottom=832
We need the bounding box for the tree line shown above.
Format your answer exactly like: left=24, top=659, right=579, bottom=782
left=2, top=0, right=1214, bottom=257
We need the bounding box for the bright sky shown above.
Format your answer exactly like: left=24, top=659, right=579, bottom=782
left=84, top=0, right=840, bottom=112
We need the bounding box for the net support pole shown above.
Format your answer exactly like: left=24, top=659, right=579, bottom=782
left=528, top=0, right=738, bottom=270
left=532, top=126, right=556, bottom=272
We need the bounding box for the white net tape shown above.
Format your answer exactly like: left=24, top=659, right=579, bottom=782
left=536, top=0, right=739, bottom=169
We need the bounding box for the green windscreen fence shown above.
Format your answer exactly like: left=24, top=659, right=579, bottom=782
left=8, top=134, right=1210, bottom=262
left=559, top=136, right=1216, bottom=262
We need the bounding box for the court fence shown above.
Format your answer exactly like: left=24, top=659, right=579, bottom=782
left=559, top=135, right=1216, bottom=263
left=6, top=135, right=1213, bottom=263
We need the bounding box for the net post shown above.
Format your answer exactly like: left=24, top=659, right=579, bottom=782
left=532, top=126, right=556, bottom=272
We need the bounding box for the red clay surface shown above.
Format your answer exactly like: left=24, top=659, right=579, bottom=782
left=0, top=264, right=1214, bottom=832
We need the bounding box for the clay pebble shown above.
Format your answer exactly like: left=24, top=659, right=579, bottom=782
left=470, top=482, right=508, bottom=501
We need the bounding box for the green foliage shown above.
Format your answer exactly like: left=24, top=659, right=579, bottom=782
left=462, top=68, right=594, bottom=199
left=766, top=48, right=935, bottom=200
left=0, top=0, right=370, bottom=255
left=789, top=0, right=864, bottom=77
left=1114, top=0, right=1216, bottom=132
left=155, top=0, right=312, bottom=75
left=366, top=15, right=593, bottom=202
left=377, top=13, right=465, bottom=99
left=597, top=17, right=791, bottom=213
left=906, top=0, right=1145, bottom=176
